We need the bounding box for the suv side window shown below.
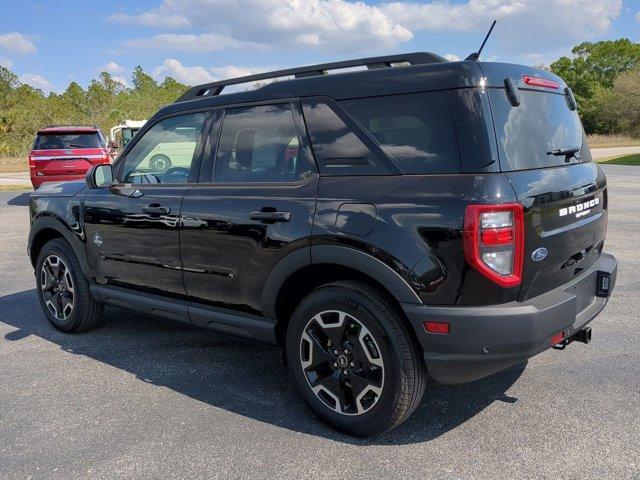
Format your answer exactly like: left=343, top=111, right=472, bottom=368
left=302, top=99, right=389, bottom=175
left=340, top=92, right=461, bottom=174
left=119, top=112, right=207, bottom=184
left=214, top=103, right=309, bottom=183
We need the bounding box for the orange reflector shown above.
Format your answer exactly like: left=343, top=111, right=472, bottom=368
left=551, top=331, right=565, bottom=346
left=424, top=321, right=450, bottom=334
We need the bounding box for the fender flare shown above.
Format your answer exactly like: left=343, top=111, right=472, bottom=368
left=28, top=216, right=91, bottom=278
left=261, top=245, right=421, bottom=319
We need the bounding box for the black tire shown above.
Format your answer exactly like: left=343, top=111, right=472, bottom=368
left=149, top=154, right=171, bottom=171
left=35, top=238, right=103, bottom=333
left=286, top=281, right=426, bottom=437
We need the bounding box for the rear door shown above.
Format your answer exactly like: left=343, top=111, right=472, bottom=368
left=180, top=100, right=318, bottom=317
left=488, top=82, right=608, bottom=301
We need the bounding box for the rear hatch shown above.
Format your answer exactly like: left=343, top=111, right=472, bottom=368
left=487, top=69, right=608, bottom=301
left=31, top=131, right=108, bottom=177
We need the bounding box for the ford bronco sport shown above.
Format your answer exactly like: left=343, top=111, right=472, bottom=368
left=28, top=53, right=617, bottom=437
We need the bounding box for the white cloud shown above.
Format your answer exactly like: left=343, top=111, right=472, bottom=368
left=117, top=0, right=413, bottom=52
left=154, top=59, right=215, bottom=84
left=19, top=73, right=53, bottom=93
left=0, top=56, right=12, bottom=68
left=444, top=53, right=461, bottom=61
left=0, top=32, right=37, bottom=54
left=100, top=61, right=125, bottom=74
left=118, top=0, right=622, bottom=56
left=108, top=11, right=189, bottom=28
left=125, top=33, right=263, bottom=52
left=153, top=59, right=276, bottom=86
left=209, top=65, right=274, bottom=79
left=112, top=75, right=130, bottom=87
left=381, top=0, right=622, bottom=53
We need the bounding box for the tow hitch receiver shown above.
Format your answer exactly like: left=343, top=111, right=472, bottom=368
left=553, top=327, right=592, bottom=350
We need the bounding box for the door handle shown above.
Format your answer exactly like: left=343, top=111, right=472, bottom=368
left=141, top=205, right=171, bottom=215
left=250, top=210, right=291, bottom=223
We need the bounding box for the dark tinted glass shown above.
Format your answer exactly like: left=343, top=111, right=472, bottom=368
left=215, top=103, right=306, bottom=183
left=35, top=133, right=103, bottom=149
left=120, top=112, right=206, bottom=184
left=340, top=92, right=460, bottom=174
left=489, top=89, right=589, bottom=171
left=451, top=88, right=498, bottom=173
left=302, top=100, right=385, bottom=175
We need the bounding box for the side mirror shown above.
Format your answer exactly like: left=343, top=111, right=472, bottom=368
left=86, top=164, right=114, bottom=189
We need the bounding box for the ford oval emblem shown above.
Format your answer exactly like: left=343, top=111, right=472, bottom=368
left=532, top=247, right=548, bottom=262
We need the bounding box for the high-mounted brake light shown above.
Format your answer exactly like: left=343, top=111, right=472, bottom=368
left=522, top=75, right=559, bottom=90
left=464, top=203, right=524, bottom=288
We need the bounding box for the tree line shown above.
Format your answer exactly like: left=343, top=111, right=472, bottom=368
left=1, top=38, right=639, bottom=157
left=550, top=39, right=640, bottom=137
left=0, top=67, right=188, bottom=157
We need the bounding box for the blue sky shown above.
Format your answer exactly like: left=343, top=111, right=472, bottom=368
left=1, top=0, right=639, bottom=93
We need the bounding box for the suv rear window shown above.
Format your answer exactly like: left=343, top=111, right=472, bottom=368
left=339, top=92, right=460, bottom=174
left=35, top=132, right=104, bottom=150
left=489, top=89, right=590, bottom=171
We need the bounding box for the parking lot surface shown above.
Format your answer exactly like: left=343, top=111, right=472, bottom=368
left=1, top=165, right=638, bottom=479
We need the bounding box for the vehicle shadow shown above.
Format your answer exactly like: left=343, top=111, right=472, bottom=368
left=6, top=192, right=31, bottom=206
left=0, top=289, right=525, bottom=445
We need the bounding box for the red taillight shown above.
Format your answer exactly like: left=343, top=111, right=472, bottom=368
left=481, top=227, right=514, bottom=245
left=28, top=155, right=36, bottom=169
left=522, top=75, right=559, bottom=90
left=424, top=321, right=450, bottom=334
left=464, top=203, right=524, bottom=288
left=551, top=331, right=565, bottom=346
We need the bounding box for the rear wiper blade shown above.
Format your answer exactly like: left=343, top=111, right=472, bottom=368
left=547, top=146, right=580, bottom=157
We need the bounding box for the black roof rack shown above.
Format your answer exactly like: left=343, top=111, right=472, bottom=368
left=175, top=52, right=446, bottom=103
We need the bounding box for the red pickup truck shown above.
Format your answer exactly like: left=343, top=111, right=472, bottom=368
left=29, top=126, right=112, bottom=189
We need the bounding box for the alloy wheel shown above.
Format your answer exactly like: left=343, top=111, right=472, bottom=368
left=40, top=255, right=75, bottom=321
left=299, top=310, right=385, bottom=416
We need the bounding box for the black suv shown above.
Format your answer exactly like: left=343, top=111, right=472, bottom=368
left=28, top=52, right=617, bottom=437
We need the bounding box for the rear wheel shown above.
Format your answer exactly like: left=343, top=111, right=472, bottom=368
left=286, top=281, right=426, bottom=436
left=35, top=238, right=103, bottom=333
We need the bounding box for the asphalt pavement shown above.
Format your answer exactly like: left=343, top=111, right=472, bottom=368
left=0, top=165, right=638, bottom=479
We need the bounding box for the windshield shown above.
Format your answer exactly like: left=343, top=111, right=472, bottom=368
left=35, top=132, right=104, bottom=150
left=489, top=89, right=590, bottom=171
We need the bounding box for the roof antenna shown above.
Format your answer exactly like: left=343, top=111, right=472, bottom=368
left=465, top=20, right=497, bottom=61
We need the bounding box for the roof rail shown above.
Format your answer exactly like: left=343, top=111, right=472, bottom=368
left=175, top=52, right=446, bottom=103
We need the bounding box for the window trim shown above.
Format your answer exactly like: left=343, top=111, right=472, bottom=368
left=112, top=108, right=214, bottom=188
left=205, top=99, right=319, bottom=186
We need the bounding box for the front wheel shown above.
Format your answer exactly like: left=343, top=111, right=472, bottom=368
left=35, top=238, right=103, bottom=333
left=286, top=281, right=426, bottom=436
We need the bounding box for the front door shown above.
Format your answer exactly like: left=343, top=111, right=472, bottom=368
left=180, top=101, right=318, bottom=316
left=84, top=111, right=210, bottom=297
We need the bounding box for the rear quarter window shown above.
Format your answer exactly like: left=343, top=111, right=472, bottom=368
left=339, top=91, right=460, bottom=174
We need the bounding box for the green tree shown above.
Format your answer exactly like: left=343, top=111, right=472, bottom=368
left=551, top=39, right=640, bottom=132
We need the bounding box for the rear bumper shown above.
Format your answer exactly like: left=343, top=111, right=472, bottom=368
left=402, top=253, right=617, bottom=384
left=32, top=173, right=86, bottom=188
